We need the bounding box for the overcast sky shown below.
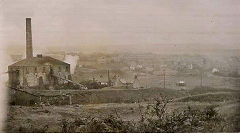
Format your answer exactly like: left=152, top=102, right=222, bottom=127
left=0, top=0, right=240, bottom=53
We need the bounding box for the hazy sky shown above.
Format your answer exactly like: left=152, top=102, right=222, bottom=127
left=0, top=0, right=240, bottom=53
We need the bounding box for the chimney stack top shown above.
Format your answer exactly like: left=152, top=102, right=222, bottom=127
left=26, top=17, right=33, bottom=59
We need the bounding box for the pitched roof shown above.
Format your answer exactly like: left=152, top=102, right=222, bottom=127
left=9, top=56, right=69, bottom=67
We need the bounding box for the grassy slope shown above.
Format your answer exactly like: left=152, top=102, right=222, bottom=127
left=6, top=87, right=240, bottom=132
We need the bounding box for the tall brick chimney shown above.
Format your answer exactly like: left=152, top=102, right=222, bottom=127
left=26, top=18, right=33, bottom=59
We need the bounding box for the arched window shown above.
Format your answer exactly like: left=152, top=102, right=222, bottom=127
left=59, top=66, right=61, bottom=72
left=43, top=67, right=46, bottom=73
left=25, top=67, right=29, bottom=74
left=34, top=67, right=37, bottom=73
left=66, top=66, right=69, bottom=72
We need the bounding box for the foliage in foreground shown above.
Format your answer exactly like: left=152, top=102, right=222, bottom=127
left=60, top=99, right=229, bottom=133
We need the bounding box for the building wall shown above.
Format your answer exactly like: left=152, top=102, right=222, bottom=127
left=51, top=65, right=71, bottom=84
left=9, top=64, right=71, bottom=88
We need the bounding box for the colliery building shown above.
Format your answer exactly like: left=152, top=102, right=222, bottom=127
left=8, top=18, right=71, bottom=88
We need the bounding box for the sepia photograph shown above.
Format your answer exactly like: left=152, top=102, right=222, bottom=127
left=0, top=0, right=240, bottom=132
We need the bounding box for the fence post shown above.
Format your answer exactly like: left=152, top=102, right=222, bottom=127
left=69, top=95, right=72, bottom=105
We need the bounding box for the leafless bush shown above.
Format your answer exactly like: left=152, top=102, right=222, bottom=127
left=60, top=98, right=226, bottom=132
left=137, top=98, right=226, bottom=132
left=61, top=115, right=136, bottom=132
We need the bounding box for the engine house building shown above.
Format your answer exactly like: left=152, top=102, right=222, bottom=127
left=8, top=18, right=71, bottom=88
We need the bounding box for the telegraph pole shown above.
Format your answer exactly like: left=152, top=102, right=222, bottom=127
left=201, top=59, right=205, bottom=88
left=200, top=71, right=203, bottom=88
left=92, top=73, right=95, bottom=82
left=163, top=69, right=166, bottom=89
left=107, top=69, right=111, bottom=86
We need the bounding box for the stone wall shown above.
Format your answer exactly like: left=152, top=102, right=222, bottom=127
left=9, top=64, right=71, bottom=87
left=52, top=65, right=71, bottom=84
left=10, top=88, right=184, bottom=106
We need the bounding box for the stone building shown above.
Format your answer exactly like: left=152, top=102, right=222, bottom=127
left=8, top=18, right=71, bottom=88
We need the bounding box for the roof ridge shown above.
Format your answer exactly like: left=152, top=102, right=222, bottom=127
left=9, top=56, right=69, bottom=67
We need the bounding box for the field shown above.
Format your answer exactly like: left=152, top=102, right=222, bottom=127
left=6, top=86, right=240, bottom=132
left=138, top=72, right=240, bottom=90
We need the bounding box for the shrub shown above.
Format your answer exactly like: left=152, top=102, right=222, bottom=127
left=137, top=99, right=226, bottom=132
left=60, top=98, right=226, bottom=132
left=61, top=115, right=136, bottom=132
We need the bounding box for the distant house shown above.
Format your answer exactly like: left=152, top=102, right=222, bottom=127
left=112, top=75, right=126, bottom=87
left=212, top=68, right=220, bottom=73
left=130, top=65, right=135, bottom=71
left=136, top=65, right=143, bottom=69
left=176, top=81, right=186, bottom=86
left=129, top=64, right=143, bottom=71
left=112, top=75, right=133, bottom=88
left=188, top=64, right=193, bottom=70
